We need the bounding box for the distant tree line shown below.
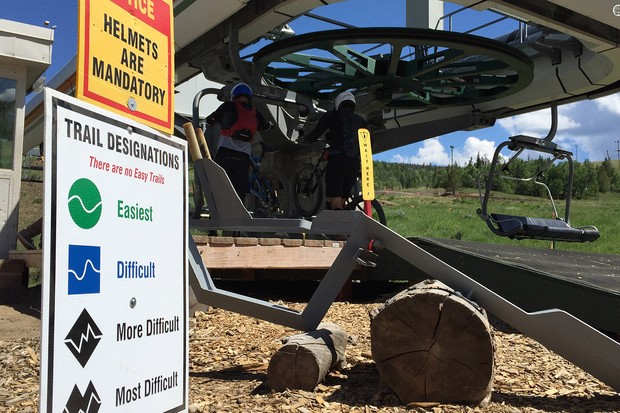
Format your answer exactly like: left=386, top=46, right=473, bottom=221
left=373, top=155, right=620, bottom=199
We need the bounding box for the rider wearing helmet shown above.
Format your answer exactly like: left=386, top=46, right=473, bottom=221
left=205, top=83, right=271, bottom=201
left=305, top=91, right=368, bottom=210
left=334, top=91, right=356, bottom=112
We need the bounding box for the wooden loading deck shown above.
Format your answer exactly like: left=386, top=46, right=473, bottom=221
left=5, top=235, right=349, bottom=286
left=192, top=235, right=345, bottom=270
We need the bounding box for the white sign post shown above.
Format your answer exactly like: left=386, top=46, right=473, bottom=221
left=40, top=89, right=188, bottom=413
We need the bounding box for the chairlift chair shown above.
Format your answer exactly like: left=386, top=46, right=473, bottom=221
left=476, top=106, right=599, bottom=243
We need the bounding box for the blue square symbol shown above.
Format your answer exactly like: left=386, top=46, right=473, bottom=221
left=68, top=245, right=101, bottom=295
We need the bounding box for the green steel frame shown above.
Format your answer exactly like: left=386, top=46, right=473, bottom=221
left=253, top=28, right=534, bottom=108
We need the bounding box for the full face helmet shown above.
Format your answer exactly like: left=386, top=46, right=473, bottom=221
left=231, top=83, right=253, bottom=100
left=334, top=91, right=356, bottom=110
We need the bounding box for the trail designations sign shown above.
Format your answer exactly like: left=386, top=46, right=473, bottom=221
left=77, top=0, right=174, bottom=133
left=40, top=89, right=188, bottom=413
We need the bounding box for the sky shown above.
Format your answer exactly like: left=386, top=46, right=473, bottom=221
left=3, top=0, right=620, bottom=164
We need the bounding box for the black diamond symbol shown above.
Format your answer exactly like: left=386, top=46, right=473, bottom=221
left=64, top=309, right=103, bottom=367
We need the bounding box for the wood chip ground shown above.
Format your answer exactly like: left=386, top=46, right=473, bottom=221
left=1, top=288, right=619, bottom=412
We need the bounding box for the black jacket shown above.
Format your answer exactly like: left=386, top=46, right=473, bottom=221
left=306, top=108, right=367, bottom=157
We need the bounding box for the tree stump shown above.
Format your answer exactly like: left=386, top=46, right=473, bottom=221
left=370, top=279, right=494, bottom=406
left=266, top=322, right=347, bottom=391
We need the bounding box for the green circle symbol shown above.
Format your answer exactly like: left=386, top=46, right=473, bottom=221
left=67, top=178, right=102, bottom=229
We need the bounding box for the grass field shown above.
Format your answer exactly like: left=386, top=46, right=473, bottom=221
left=377, top=188, right=620, bottom=255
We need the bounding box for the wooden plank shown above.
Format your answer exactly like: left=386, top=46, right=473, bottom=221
left=5, top=238, right=350, bottom=293
left=7, top=237, right=345, bottom=271
left=8, top=250, right=42, bottom=269
left=196, top=240, right=343, bottom=269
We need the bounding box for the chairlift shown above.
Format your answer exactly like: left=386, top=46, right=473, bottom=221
left=476, top=105, right=600, bottom=243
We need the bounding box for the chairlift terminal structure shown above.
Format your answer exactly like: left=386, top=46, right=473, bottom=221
left=158, top=0, right=620, bottom=392
left=5, top=0, right=620, bottom=396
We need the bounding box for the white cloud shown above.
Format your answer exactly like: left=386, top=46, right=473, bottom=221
left=494, top=97, right=620, bottom=161
left=456, top=137, right=497, bottom=164
left=497, top=105, right=580, bottom=137
left=595, top=94, right=620, bottom=115
left=390, top=138, right=449, bottom=165
left=389, top=136, right=498, bottom=166
left=383, top=93, right=620, bottom=164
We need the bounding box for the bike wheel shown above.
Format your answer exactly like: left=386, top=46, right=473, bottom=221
left=345, top=195, right=387, bottom=226
left=293, top=163, right=324, bottom=217
left=259, top=166, right=290, bottom=217
left=248, top=176, right=268, bottom=216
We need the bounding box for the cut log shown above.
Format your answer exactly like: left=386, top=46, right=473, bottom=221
left=266, top=322, right=347, bottom=391
left=369, top=279, right=494, bottom=406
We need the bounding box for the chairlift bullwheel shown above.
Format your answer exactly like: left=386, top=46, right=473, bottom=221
left=253, top=28, right=534, bottom=109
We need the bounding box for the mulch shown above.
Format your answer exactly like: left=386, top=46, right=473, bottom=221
left=1, top=284, right=619, bottom=413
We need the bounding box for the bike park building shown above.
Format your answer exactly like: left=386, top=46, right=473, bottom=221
left=0, top=19, right=52, bottom=262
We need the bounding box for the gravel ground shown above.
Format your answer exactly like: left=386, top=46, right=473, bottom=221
left=1, top=286, right=619, bottom=413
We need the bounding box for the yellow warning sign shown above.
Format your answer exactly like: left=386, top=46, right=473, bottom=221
left=77, top=0, right=174, bottom=134
left=358, top=128, right=375, bottom=201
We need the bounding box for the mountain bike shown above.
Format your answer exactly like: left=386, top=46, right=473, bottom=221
left=247, top=143, right=289, bottom=218
left=292, top=143, right=386, bottom=225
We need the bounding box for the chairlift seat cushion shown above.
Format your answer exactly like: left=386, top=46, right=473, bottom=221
left=491, top=213, right=599, bottom=242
